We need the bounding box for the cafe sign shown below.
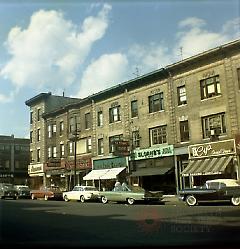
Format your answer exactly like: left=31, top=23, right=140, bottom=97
left=132, top=145, right=174, bottom=161
left=189, top=139, right=236, bottom=159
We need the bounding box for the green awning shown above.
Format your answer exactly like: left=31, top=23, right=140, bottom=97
left=131, top=166, right=173, bottom=177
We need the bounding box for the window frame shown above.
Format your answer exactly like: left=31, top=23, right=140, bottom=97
left=97, top=111, right=103, bottom=127
left=149, top=92, right=164, bottom=113
left=132, top=130, right=140, bottom=148
left=180, top=120, right=190, bottom=142
left=149, top=125, right=167, bottom=146
left=131, top=100, right=138, bottom=118
left=177, top=85, right=187, bottom=105
left=85, top=113, right=91, bottom=130
left=98, top=138, right=104, bottom=155
left=109, top=106, right=121, bottom=123
left=200, top=75, right=221, bottom=99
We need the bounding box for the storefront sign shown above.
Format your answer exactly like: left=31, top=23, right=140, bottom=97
left=189, top=139, right=236, bottom=159
left=113, top=140, right=130, bottom=156
left=132, top=145, right=174, bottom=161
left=65, top=157, right=92, bottom=170
left=93, top=157, right=127, bottom=170
left=28, top=164, right=44, bottom=174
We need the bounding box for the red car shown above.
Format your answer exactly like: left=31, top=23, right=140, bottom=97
left=30, top=186, right=63, bottom=201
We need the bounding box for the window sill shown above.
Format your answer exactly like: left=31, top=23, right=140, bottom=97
left=109, top=120, right=122, bottom=125
left=178, top=104, right=187, bottom=108
left=149, top=110, right=164, bottom=115
left=201, top=95, right=222, bottom=102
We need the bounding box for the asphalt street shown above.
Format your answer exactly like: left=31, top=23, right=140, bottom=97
left=1, top=199, right=240, bottom=248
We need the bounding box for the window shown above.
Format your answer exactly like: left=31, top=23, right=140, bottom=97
left=237, top=68, right=240, bottom=90
left=37, top=129, right=41, bottom=141
left=180, top=120, right=189, bottom=142
left=60, top=144, right=65, bottom=158
left=69, top=142, right=73, bottom=155
left=131, top=100, right=138, bottom=118
left=60, top=121, right=64, bottom=136
left=109, top=134, right=123, bottom=153
left=48, top=147, right=51, bottom=159
left=5, top=160, right=10, bottom=168
left=200, top=75, right=221, bottom=99
left=97, top=111, right=103, bottom=127
left=30, top=151, right=33, bottom=162
left=150, top=126, right=167, bottom=145
left=37, top=149, right=41, bottom=162
left=30, top=112, right=33, bottom=124
left=202, top=113, right=226, bottom=139
left=52, top=124, right=57, bottom=135
left=30, top=131, right=33, bottom=143
left=98, top=138, right=104, bottom=155
left=69, top=117, right=75, bottom=133
left=177, top=86, right=187, bottom=105
left=149, top=92, right=164, bottom=113
left=15, top=161, right=20, bottom=169
left=109, top=106, right=121, bottom=123
left=85, top=113, right=91, bottom=129
left=86, top=137, right=92, bottom=153
left=132, top=130, right=140, bottom=148
left=37, top=108, right=41, bottom=121
left=48, top=125, right=52, bottom=138
left=52, top=146, right=57, bottom=158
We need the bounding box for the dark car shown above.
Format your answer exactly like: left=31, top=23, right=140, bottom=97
left=30, top=186, right=63, bottom=200
left=0, top=183, right=18, bottom=200
left=179, top=179, right=240, bottom=206
left=14, top=185, right=31, bottom=199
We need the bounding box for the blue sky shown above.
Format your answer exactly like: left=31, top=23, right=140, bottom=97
left=0, top=0, right=239, bottom=138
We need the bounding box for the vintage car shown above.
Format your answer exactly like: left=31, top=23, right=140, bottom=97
left=179, top=179, right=240, bottom=206
left=14, top=185, right=31, bottom=199
left=62, top=185, right=99, bottom=202
left=30, top=186, right=63, bottom=200
left=99, top=184, right=163, bottom=205
left=0, top=183, right=18, bottom=200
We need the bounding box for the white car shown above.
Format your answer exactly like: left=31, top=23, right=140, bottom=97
left=62, top=185, right=99, bottom=203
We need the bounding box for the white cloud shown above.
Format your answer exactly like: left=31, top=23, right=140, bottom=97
left=0, top=4, right=111, bottom=92
left=76, top=53, right=128, bottom=98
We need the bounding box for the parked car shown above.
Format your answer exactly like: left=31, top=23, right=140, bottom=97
left=14, top=185, right=31, bottom=199
left=63, top=185, right=99, bottom=202
left=0, top=183, right=18, bottom=200
left=30, top=186, right=63, bottom=200
left=99, top=184, right=163, bottom=205
left=179, top=179, right=240, bottom=206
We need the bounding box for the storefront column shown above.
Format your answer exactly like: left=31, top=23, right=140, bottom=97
left=174, top=155, right=179, bottom=194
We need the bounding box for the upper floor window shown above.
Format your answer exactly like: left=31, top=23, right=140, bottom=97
left=149, top=92, right=164, bottom=113
left=48, top=147, right=51, bottom=159
left=60, top=144, right=65, bottom=158
left=132, top=130, right=140, bottom=148
left=69, top=142, right=73, bottom=155
left=109, top=134, right=123, bottom=153
left=30, top=112, right=33, bottom=124
left=52, top=146, right=57, bottom=158
left=48, top=125, right=52, bottom=138
left=85, top=113, right=91, bottom=129
left=30, top=131, right=33, bottom=143
left=98, top=138, right=104, bottom=155
left=86, top=137, right=92, bottom=153
left=131, top=100, right=138, bottom=118
left=37, top=108, right=41, bottom=121
left=202, top=112, right=226, bottom=139
left=237, top=68, right=240, bottom=90
left=37, top=129, right=41, bottom=141
left=109, top=106, right=121, bottom=123
left=69, top=117, right=75, bottom=133
left=200, top=75, right=221, bottom=99
left=60, top=121, right=64, bottom=136
left=52, top=124, right=56, bottom=135
left=97, top=111, right=103, bottom=127
left=37, top=149, right=41, bottom=162
left=150, top=125, right=167, bottom=146
left=177, top=86, right=187, bottom=105
left=180, top=120, right=189, bottom=142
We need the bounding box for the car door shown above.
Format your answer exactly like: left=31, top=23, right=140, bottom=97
left=71, top=187, right=80, bottom=200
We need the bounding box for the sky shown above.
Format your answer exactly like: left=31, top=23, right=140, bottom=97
left=0, top=0, right=239, bottom=138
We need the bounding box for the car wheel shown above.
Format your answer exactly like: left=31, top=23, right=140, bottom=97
left=231, top=196, right=240, bottom=206
left=186, top=195, right=197, bottom=206
left=64, top=195, right=69, bottom=202
left=80, top=195, right=85, bottom=203
left=127, top=198, right=135, bottom=205
left=44, top=195, right=49, bottom=201
left=31, top=194, right=35, bottom=200
left=101, top=196, right=108, bottom=204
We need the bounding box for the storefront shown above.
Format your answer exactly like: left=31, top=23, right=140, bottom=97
left=28, top=163, right=45, bottom=189
left=181, top=139, right=238, bottom=187
left=83, top=157, right=128, bottom=190
left=129, top=145, right=176, bottom=194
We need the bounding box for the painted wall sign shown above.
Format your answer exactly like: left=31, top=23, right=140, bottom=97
left=132, top=145, right=174, bottom=161
left=188, top=139, right=236, bottom=159
left=93, top=157, right=127, bottom=170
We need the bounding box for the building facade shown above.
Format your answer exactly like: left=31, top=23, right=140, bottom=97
left=0, top=135, right=30, bottom=184
left=25, top=39, right=240, bottom=194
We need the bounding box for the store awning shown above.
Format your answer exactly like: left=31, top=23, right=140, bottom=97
left=83, top=167, right=126, bottom=180
left=130, top=166, right=173, bottom=177
left=181, top=156, right=233, bottom=176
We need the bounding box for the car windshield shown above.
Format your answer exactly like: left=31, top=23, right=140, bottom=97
left=15, top=186, right=30, bottom=190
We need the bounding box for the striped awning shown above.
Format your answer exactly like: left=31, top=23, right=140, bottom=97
left=181, top=156, right=233, bottom=176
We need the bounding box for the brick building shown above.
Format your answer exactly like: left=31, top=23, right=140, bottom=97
left=25, top=39, right=240, bottom=194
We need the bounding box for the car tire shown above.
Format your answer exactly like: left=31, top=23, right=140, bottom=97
left=31, top=194, right=35, bottom=200
left=64, top=195, right=69, bottom=202
left=127, top=198, right=135, bottom=205
left=101, top=196, right=108, bottom=204
left=44, top=195, right=49, bottom=201
left=80, top=195, right=85, bottom=203
left=231, top=196, right=240, bottom=206
left=186, top=195, right=197, bottom=206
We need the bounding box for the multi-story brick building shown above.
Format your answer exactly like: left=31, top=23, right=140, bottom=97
left=0, top=135, right=29, bottom=184
left=26, top=39, right=240, bottom=194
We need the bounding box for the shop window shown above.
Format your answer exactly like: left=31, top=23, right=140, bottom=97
left=180, top=120, right=189, bottom=142
left=97, top=111, right=103, bottom=127
left=200, top=75, right=221, bottom=99
left=177, top=85, right=187, bottom=105
left=109, top=134, right=123, bottom=153
left=149, top=92, right=164, bottom=113
left=98, top=138, right=104, bottom=155
left=132, top=130, right=140, bottom=148
left=85, top=113, right=91, bottom=129
left=201, top=113, right=226, bottom=139
left=150, top=125, right=167, bottom=145
left=109, top=106, right=121, bottom=123
left=131, top=100, right=138, bottom=118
